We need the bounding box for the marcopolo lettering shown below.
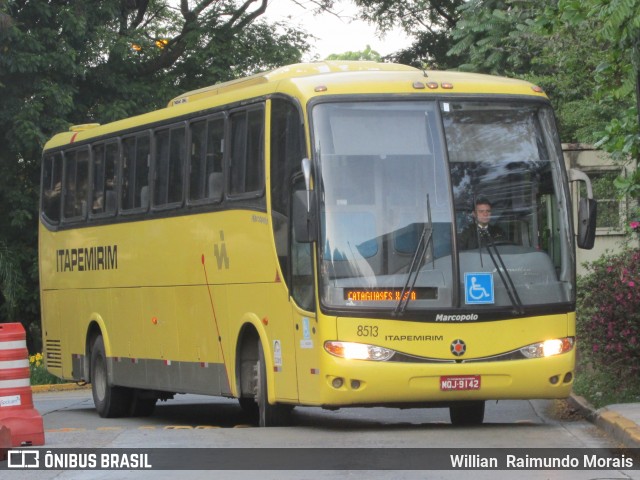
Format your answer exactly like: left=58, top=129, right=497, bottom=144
left=435, top=313, right=479, bottom=322
left=56, top=245, right=118, bottom=272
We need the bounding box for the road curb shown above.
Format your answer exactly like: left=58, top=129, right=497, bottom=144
left=567, top=394, right=597, bottom=422
left=568, top=394, right=640, bottom=449
left=31, top=383, right=91, bottom=393
left=595, top=409, right=640, bottom=449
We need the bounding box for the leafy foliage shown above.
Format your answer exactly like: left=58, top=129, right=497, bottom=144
left=30, top=352, right=64, bottom=385
left=575, top=248, right=640, bottom=406
left=0, top=240, right=22, bottom=313
left=353, top=0, right=464, bottom=68
left=448, top=0, right=537, bottom=75
left=557, top=0, right=640, bottom=215
left=447, top=1, right=612, bottom=143
left=326, top=44, right=381, bottom=61
left=353, top=0, right=624, bottom=144
left=0, top=0, right=309, bottom=350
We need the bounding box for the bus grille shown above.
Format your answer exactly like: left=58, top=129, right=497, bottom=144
left=45, top=339, right=62, bottom=368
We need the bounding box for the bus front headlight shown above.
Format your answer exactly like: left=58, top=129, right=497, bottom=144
left=520, top=337, right=575, bottom=358
left=324, top=341, right=395, bottom=361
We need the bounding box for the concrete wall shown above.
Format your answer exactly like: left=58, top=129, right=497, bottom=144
left=562, top=144, right=639, bottom=275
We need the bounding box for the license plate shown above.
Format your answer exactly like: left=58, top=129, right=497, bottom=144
left=440, top=375, right=481, bottom=391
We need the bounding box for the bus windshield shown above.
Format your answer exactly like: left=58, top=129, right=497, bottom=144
left=312, top=99, right=574, bottom=314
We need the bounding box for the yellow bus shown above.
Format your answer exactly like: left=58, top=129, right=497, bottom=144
left=39, top=61, right=596, bottom=426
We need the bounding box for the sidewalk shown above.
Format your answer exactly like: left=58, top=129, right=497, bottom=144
left=569, top=394, right=640, bottom=448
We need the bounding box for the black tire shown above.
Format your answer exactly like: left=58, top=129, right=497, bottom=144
left=90, top=336, right=132, bottom=418
left=238, top=397, right=259, bottom=420
left=129, top=390, right=157, bottom=417
left=449, top=401, right=485, bottom=426
left=256, top=341, right=293, bottom=427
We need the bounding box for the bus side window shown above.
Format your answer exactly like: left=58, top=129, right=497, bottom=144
left=91, top=141, right=118, bottom=216
left=42, top=152, right=63, bottom=224
left=291, top=180, right=315, bottom=311
left=270, top=98, right=305, bottom=285
left=154, top=125, right=185, bottom=208
left=137, top=135, right=150, bottom=209
left=104, top=142, right=118, bottom=214
left=205, top=117, right=224, bottom=201
left=291, top=208, right=315, bottom=311
left=121, top=133, right=150, bottom=211
left=63, top=147, right=90, bottom=221
left=229, top=106, right=264, bottom=197
left=91, top=144, right=106, bottom=214
left=122, top=137, right=136, bottom=210
left=155, top=129, right=171, bottom=205
left=189, top=116, right=224, bottom=203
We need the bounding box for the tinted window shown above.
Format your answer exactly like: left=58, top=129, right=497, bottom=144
left=155, top=126, right=185, bottom=207
left=42, top=152, right=63, bottom=223
left=189, top=116, right=225, bottom=203
left=121, top=134, right=150, bottom=211
left=63, top=148, right=90, bottom=220
left=229, top=107, right=264, bottom=196
left=91, top=141, right=118, bottom=216
left=270, top=98, right=305, bottom=282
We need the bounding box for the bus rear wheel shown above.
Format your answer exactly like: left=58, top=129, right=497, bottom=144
left=256, top=342, right=293, bottom=427
left=90, top=336, right=132, bottom=418
left=449, top=401, right=485, bottom=426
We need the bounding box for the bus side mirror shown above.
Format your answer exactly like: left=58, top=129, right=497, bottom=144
left=577, top=197, right=597, bottom=250
left=293, top=189, right=317, bottom=243
left=569, top=168, right=597, bottom=250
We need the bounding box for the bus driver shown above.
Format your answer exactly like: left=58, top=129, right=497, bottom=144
left=458, top=197, right=505, bottom=250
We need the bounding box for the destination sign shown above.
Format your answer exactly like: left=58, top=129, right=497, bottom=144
left=344, top=287, right=437, bottom=302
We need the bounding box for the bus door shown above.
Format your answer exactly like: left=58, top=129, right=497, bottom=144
left=289, top=181, right=321, bottom=404
left=290, top=307, right=319, bottom=404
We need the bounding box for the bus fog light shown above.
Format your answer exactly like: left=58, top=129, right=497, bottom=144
left=563, top=372, right=573, bottom=383
left=324, top=341, right=395, bottom=361
left=351, top=379, right=361, bottom=390
left=549, top=375, right=559, bottom=385
left=520, top=337, right=575, bottom=359
left=331, top=377, right=344, bottom=389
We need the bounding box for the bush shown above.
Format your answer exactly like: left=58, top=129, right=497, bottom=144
left=29, top=353, right=64, bottom=386
left=575, top=248, right=640, bottom=407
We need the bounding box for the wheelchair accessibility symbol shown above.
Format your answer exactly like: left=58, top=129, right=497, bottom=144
left=464, top=273, right=495, bottom=304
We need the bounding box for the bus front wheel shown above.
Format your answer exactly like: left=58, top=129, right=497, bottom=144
left=449, top=401, right=485, bottom=426
left=256, top=342, right=293, bottom=427
left=90, top=336, right=132, bottom=418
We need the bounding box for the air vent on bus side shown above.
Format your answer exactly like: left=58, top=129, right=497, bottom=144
left=45, top=339, right=62, bottom=369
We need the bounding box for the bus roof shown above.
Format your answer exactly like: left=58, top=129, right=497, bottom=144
left=44, top=61, right=547, bottom=150
left=166, top=61, right=419, bottom=106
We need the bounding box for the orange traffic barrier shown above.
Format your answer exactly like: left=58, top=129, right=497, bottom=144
left=0, top=323, right=45, bottom=446
left=0, top=425, right=10, bottom=461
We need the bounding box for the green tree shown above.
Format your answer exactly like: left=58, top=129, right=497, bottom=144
left=0, top=0, right=309, bottom=348
left=0, top=240, right=22, bottom=315
left=353, top=0, right=637, bottom=148
left=558, top=0, right=639, bottom=214
left=353, top=0, right=464, bottom=68
left=447, top=1, right=619, bottom=143
left=448, top=0, right=543, bottom=76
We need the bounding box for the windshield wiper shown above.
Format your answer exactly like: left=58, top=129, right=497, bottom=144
left=393, top=195, right=433, bottom=317
left=478, top=229, right=524, bottom=315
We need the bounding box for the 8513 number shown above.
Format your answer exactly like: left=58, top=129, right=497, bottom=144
left=357, top=325, right=378, bottom=337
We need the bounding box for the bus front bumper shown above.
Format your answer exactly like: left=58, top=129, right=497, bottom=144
left=306, top=352, right=574, bottom=407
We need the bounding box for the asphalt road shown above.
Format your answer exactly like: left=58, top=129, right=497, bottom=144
left=1, top=388, right=638, bottom=479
